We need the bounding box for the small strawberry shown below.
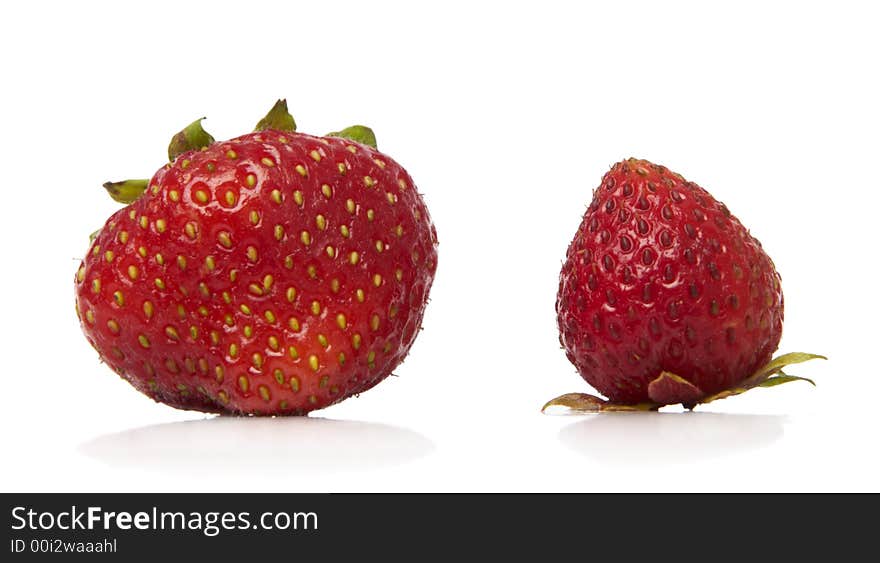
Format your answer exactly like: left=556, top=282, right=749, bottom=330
left=75, top=100, right=438, bottom=415
left=548, top=158, right=822, bottom=412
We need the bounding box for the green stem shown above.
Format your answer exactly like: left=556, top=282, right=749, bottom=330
left=168, top=117, right=215, bottom=161
left=326, top=125, right=377, bottom=148
left=103, top=179, right=149, bottom=204
left=255, top=99, right=297, bottom=132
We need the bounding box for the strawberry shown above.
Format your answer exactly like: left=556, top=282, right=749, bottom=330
left=75, top=101, right=438, bottom=415
left=549, top=158, right=822, bottom=412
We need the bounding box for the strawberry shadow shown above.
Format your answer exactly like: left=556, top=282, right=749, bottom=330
left=558, top=412, right=785, bottom=466
left=79, top=417, right=434, bottom=477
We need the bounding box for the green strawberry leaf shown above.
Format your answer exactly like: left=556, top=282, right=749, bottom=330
left=700, top=352, right=825, bottom=405
left=102, top=179, right=149, bottom=204
left=541, top=392, right=657, bottom=414
left=758, top=374, right=816, bottom=388
left=255, top=99, right=297, bottom=133
left=748, top=352, right=827, bottom=384
left=326, top=125, right=377, bottom=149
left=168, top=117, right=215, bottom=161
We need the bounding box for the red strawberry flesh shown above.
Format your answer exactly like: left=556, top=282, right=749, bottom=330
left=75, top=129, right=438, bottom=414
left=556, top=158, right=783, bottom=405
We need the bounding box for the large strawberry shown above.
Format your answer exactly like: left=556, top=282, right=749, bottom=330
left=75, top=101, right=438, bottom=415
left=548, top=158, right=822, bottom=412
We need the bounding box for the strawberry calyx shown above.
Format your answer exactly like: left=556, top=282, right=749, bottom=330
left=541, top=393, right=658, bottom=413
left=98, top=101, right=377, bottom=210
left=326, top=125, right=377, bottom=149
left=168, top=117, right=215, bottom=161
left=102, top=179, right=149, bottom=204
left=698, top=352, right=823, bottom=405
left=542, top=352, right=826, bottom=414
left=102, top=117, right=218, bottom=206
left=647, top=372, right=704, bottom=407
left=254, top=99, right=297, bottom=132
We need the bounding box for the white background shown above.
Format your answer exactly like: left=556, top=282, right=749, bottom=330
left=1, top=0, right=877, bottom=492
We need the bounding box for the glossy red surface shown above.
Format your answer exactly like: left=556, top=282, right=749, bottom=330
left=557, top=159, right=783, bottom=404
left=75, top=130, right=438, bottom=414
